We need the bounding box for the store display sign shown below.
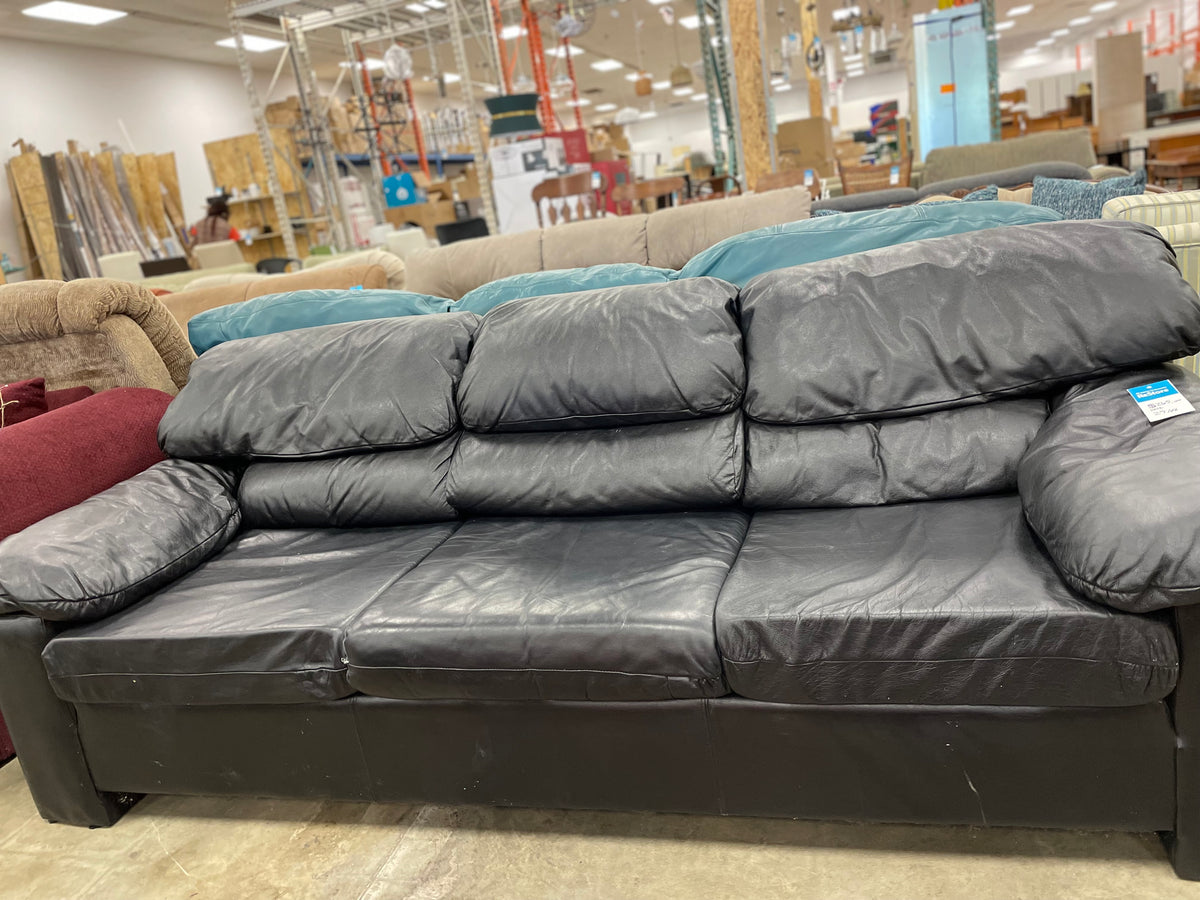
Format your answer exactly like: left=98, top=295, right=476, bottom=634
left=1127, top=380, right=1196, bottom=422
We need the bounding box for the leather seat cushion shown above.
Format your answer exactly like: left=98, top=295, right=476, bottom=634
left=715, top=496, right=1178, bottom=707
left=43, top=525, right=458, bottom=705
left=345, top=512, right=749, bottom=701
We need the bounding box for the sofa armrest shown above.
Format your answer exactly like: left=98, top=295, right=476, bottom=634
left=1019, top=365, right=1200, bottom=612
left=0, top=460, right=241, bottom=621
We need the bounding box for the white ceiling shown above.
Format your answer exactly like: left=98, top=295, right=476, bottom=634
left=0, top=0, right=1182, bottom=122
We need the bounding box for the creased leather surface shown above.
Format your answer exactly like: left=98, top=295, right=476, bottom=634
left=448, top=413, right=743, bottom=515
left=458, top=278, right=743, bottom=432
left=43, top=525, right=458, bottom=705
left=159, top=314, right=479, bottom=459
left=240, top=435, right=459, bottom=527
left=746, top=400, right=1046, bottom=508
left=345, top=512, right=749, bottom=701
left=715, top=497, right=1178, bottom=706
left=741, top=220, right=1200, bottom=424
left=0, top=460, right=240, bottom=622
left=1020, top=365, right=1200, bottom=612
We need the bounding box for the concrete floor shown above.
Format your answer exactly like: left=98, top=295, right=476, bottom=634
left=2, top=761, right=1200, bottom=900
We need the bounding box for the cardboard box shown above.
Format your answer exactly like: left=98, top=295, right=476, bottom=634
left=778, top=150, right=836, bottom=179
left=776, top=117, right=835, bottom=159
left=384, top=199, right=457, bottom=239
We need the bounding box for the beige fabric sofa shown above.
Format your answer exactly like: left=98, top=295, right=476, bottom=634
left=0, top=279, right=195, bottom=394
left=921, top=129, right=1097, bottom=186
left=405, top=187, right=813, bottom=299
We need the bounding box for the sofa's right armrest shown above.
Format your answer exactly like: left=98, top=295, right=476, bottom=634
left=0, top=460, right=240, bottom=622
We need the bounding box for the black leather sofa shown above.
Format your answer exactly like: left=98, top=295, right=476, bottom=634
left=4, top=220, right=1200, bottom=877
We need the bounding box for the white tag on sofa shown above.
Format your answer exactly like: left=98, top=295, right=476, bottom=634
left=1127, top=380, right=1196, bottom=423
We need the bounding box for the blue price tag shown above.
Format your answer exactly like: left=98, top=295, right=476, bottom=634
left=1127, top=380, right=1195, bottom=422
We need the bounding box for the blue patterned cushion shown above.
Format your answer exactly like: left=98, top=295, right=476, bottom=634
left=1032, top=170, right=1147, bottom=220
left=811, top=209, right=844, bottom=217
left=963, top=185, right=999, bottom=201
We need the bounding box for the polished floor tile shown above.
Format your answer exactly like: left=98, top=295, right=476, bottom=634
left=2, top=759, right=1199, bottom=900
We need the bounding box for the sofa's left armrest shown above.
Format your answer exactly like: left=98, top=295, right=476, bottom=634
left=1019, top=365, right=1200, bottom=613
left=0, top=459, right=240, bottom=622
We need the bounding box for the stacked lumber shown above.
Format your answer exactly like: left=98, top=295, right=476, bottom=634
left=5, top=139, right=190, bottom=280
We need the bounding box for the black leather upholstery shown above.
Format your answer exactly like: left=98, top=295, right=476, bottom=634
left=345, top=513, right=749, bottom=701
left=745, top=399, right=1046, bottom=508
left=1021, top=365, right=1200, bottom=613
left=43, top=525, right=458, bottom=705
left=0, top=461, right=240, bottom=622
left=239, top=437, right=460, bottom=527
left=740, top=220, right=1200, bottom=424
left=457, top=278, right=743, bottom=432
left=715, top=496, right=1178, bottom=706
left=159, top=314, right=479, bottom=459
left=448, top=413, right=744, bottom=515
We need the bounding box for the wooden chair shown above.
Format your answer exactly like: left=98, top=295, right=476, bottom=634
left=755, top=169, right=822, bottom=199
left=837, top=154, right=913, bottom=196
left=611, top=176, right=687, bottom=215
left=532, top=172, right=606, bottom=227
left=686, top=174, right=742, bottom=203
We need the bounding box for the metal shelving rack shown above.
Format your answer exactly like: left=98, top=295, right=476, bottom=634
left=696, top=0, right=738, bottom=179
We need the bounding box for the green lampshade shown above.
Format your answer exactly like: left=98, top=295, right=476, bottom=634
left=485, top=93, right=543, bottom=139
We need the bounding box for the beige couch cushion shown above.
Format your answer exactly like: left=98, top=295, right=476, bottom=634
left=645, top=187, right=812, bottom=269
left=307, top=249, right=406, bottom=289
left=405, top=230, right=543, bottom=299
left=922, top=129, right=1097, bottom=184
left=541, top=215, right=650, bottom=269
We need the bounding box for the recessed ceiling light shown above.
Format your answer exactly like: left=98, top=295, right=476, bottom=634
left=995, top=20, right=1015, bottom=31
left=1036, top=37, right=1055, bottom=45
left=500, top=24, right=527, bottom=40
left=442, top=72, right=461, bottom=83
left=1008, top=4, right=1034, bottom=16
left=1069, top=15, right=1092, bottom=26
left=406, top=2, right=428, bottom=11
left=1051, top=27, right=1069, bottom=36
left=652, top=79, right=670, bottom=89
left=673, top=86, right=693, bottom=95
left=639, top=110, right=658, bottom=119
left=546, top=44, right=584, bottom=57
left=692, top=92, right=708, bottom=101
left=22, top=1, right=126, bottom=25
left=1091, top=1, right=1116, bottom=10
left=217, top=34, right=287, bottom=52
left=775, top=83, right=793, bottom=92
left=596, top=102, right=618, bottom=111
left=339, top=58, right=385, bottom=70
left=679, top=14, right=714, bottom=29
left=590, top=58, right=624, bottom=71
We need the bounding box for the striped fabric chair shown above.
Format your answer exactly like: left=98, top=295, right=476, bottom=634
left=1103, top=191, right=1200, bottom=374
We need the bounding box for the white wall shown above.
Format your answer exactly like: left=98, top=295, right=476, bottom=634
left=0, top=36, right=325, bottom=272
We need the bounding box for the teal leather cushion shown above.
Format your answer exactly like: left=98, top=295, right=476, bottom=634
left=677, top=201, right=1063, bottom=287
left=188, top=289, right=455, bottom=354
left=456, top=264, right=677, bottom=316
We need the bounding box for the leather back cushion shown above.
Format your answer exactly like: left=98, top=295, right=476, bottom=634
left=160, top=314, right=479, bottom=460
left=741, top=220, right=1200, bottom=425
left=450, top=278, right=745, bottom=515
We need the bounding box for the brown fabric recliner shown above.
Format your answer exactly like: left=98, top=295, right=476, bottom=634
left=0, top=279, right=195, bottom=394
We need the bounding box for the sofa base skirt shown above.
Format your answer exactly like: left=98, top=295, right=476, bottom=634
left=74, top=695, right=1176, bottom=833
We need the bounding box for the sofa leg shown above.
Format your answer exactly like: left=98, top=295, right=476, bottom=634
left=0, top=616, right=133, bottom=827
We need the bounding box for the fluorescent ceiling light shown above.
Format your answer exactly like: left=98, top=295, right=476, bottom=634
left=1091, top=1, right=1117, bottom=10
left=842, top=53, right=862, bottom=62
left=639, top=110, right=658, bottom=119
left=673, top=86, right=693, bottom=95
left=995, top=20, right=1015, bottom=31
left=442, top=72, right=461, bottom=83
left=406, top=2, right=428, bottom=12
left=1051, top=27, right=1069, bottom=36
left=846, top=69, right=864, bottom=78
left=217, top=34, right=286, bottom=52
left=500, top=24, right=527, bottom=39
left=596, top=102, right=618, bottom=111
left=339, top=58, right=385, bottom=71
left=590, top=58, right=624, bottom=71
left=692, top=92, right=708, bottom=101
left=22, top=1, right=126, bottom=25
left=770, top=76, right=786, bottom=85
left=647, top=0, right=672, bottom=4
left=1023, top=46, right=1040, bottom=54
left=652, top=79, right=670, bottom=89
left=1069, top=15, right=1092, bottom=26
left=624, top=72, right=643, bottom=81
left=1035, top=37, right=1055, bottom=45
left=775, top=83, right=793, bottom=92
left=1008, top=4, right=1034, bottom=16
left=424, top=0, right=445, bottom=6
left=567, top=98, right=591, bottom=106
left=481, top=83, right=500, bottom=93
left=546, top=44, right=584, bottom=57
left=679, top=14, right=714, bottom=29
